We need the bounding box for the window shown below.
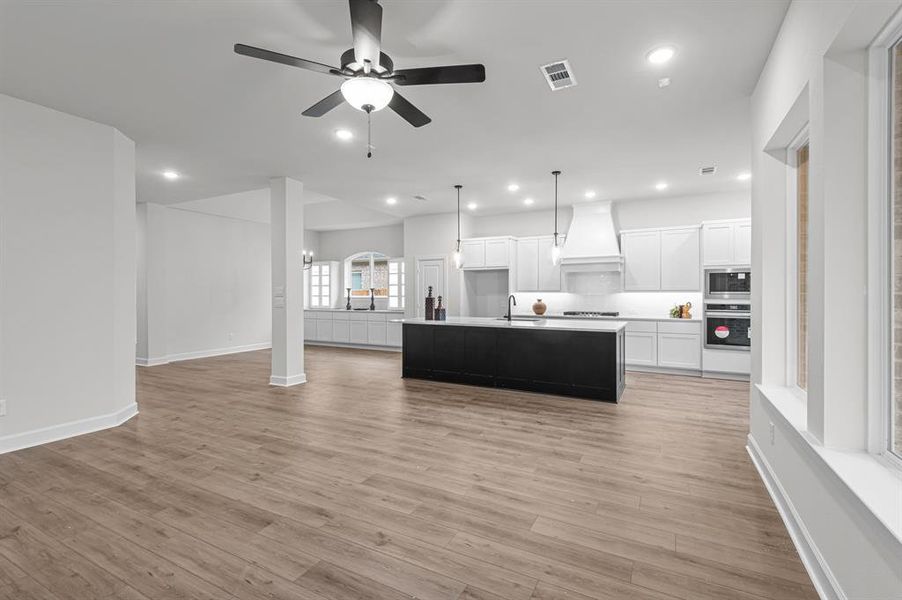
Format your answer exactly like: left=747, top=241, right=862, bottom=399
left=389, top=259, right=405, bottom=309
left=796, top=143, right=809, bottom=391
left=309, top=263, right=331, bottom=308
left=345, top=252, right=390, bottom=297
left=891, top=41, right=902, bottom=456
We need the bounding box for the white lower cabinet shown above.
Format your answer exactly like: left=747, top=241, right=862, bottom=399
left=387, top=322, right=402, bottom=346
left=367, top=322, right=387, bottom=346
left=316, top=319, right=333, bottom=342
left=657, top=333, right=702, bottom=369
left=625, top=332, right=657, bottom=366
left=624, top=320, right=701, bottom=372
left=332, top=319, right=350, bottom=343
left=349, top=319, right=368, bottom=344
left=304, top=316, right=316, bottom=341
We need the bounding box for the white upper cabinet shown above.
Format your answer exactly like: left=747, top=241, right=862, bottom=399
left=515, top=235, right=561, bottom=292
left=660, top=227, right=701, bottom=291
left=702, top=219, right=751, bottom=266
left=460, top=237, right=512, bottom=270
left=622, top=226, right=700, bottom=292
left=733, top=220, right=752, bottom=265
left=484, top=239, right=510, bottom=268
left=622, top=230, right=661, bottom=291
left=516, top=238, right=539, bottom=290
left=461, top=240, right=485, bottom=269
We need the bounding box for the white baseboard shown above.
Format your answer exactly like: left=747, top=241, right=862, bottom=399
left=0, top=402, right=138, bottom=455
left=305, top=341, right=402, bottom=353
left=626, top=365, right=701, bottom=377
left=136, top=342, right=271, bottom=367
left=136, top=356, right=170, bottom=367
left=747, top=435, right=844, bottom=600
left=270, top=373, right=307, bottom=387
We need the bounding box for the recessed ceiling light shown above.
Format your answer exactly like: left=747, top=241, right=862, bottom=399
left=467, top=202, right=477, bottom=210
left=737, top=172, right=751, bottom=181
left=386, top=196, right=397, bottom=205
left=162, top=170, right=180, bottom=180
left=334, top=129, right=353, bottom=141
left=524, top=197, right=535, bottom=206
left=507, top=183, right=520, bottom=192
left=655, top=182, right=668, bottom=191
left=584, top=190, right=596, bottom=199
left=647, top=46, right=675, bottom=65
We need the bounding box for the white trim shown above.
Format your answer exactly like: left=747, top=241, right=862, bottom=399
left=0, top=402, right=138, bottom=455
left=135, top=356, right=170, bottom=367
left=269, top=373, right=307, bottom=387
left=869, top=15, right=902, bottom=460
left=304, top=341, right=401, bottom=352
left=136, top=342, right=272, bottom=366
left=746, top=436, right=845, bottom=600
left=785, top=127, right=809, bottom=394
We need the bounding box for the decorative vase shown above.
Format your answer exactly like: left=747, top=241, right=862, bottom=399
left=435, top=296, right=446, bottom=321
left=346, top=288, right=352, bottom=310
left=369, top=288, right=376, bottom=311
left=532, top=299, right=547, bottom=316
left=424, top=286, right=435, bottom=321
left=680, top=301, right=692, bottom=319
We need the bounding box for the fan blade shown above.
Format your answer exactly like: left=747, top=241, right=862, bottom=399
left=349, top=0, right=382, bottom=68
left=388, top=91, right=431, bottom=128
left=393, top=64, right=486, bottom=86
left=302, top=90, right=345, bottom=117
left=234, top=43, right=341, bottom=77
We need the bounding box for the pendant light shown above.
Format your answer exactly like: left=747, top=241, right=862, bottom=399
left=453, top=184, right=463, bottom=269
left=551, top=170, right=563, bottom=265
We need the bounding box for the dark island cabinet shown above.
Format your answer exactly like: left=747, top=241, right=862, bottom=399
left=402, top=324, right=625, bottom=402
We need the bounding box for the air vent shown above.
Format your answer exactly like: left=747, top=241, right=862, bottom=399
left=699, top=165, right=717, bottom=176
left=413, top=195, right=428, bottom=202
left=540, top=60, right=577, bottom=91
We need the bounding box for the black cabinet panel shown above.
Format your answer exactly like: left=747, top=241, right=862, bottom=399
left=402, top=323, right=624, bottom=403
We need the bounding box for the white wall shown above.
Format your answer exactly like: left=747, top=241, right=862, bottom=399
left=750, top=2, right=902, bottom=598
left=403, top=213, right=473, bottom=317
left=0, top=93, right=136, bottom=452
left=137, top=202, right=273, bottom=363
left=317, top=224, right=403, bottom=261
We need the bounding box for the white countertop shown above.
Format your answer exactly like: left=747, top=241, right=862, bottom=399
left=307, top=308, right=405, bottom=313
left=391, top=316, right=626, bottom=332
left=512, top=313, right=702, bottom=323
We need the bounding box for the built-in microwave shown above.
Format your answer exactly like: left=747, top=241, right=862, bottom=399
left=705, top=268, right=751, bottom=300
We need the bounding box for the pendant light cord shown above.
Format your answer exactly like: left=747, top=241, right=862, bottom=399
left=552, top=170, right=561, bottom=244
left=455, top=184, right=462, bottom=249
left=367, top=109, right=372, bottom=159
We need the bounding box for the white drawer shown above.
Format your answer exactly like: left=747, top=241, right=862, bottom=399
left=312, top=311, right=333, bottom=320
left=349, top=312, right=368, bottom=321
left=366, top=313, right=387, bottom=322
left=657, top=320, right=701, bottom=335
left=625, top=320, right=657, bottom=333
left=332, top=312, right=350, bottom=321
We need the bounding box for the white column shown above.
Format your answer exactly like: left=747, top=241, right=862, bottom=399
left=270, top=177, right=306, bottom=386
left=136, top=202, right=169, bottom=366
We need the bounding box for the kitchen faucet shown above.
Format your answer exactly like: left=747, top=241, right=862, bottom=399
left=506, top=294, right=517, bottom=321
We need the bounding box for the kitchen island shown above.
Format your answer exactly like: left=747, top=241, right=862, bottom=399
left=393, top=317, right=626, bottom=402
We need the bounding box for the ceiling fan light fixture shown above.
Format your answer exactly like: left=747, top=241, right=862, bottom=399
left=341, top=77, right=394, bottom=112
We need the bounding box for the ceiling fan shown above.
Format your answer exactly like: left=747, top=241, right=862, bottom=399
left=235, top=0, right=486, bottom=155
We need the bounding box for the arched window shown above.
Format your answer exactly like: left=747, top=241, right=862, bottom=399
left=343, top=252, right=405, bottom=308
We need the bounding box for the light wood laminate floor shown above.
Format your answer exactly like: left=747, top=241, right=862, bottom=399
left=0, top=346, right=816, bottom=600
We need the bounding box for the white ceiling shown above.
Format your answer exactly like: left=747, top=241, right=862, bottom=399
left=0, top=0, right=786, bottom=224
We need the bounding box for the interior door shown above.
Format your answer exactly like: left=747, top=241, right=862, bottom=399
left=416, top=257, right=446, bottom=317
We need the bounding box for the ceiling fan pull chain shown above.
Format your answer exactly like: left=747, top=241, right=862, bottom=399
left=366, top=106, right=373, bottom=158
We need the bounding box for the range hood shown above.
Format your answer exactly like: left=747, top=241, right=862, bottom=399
left=559, top=201, right=623, bottom=271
